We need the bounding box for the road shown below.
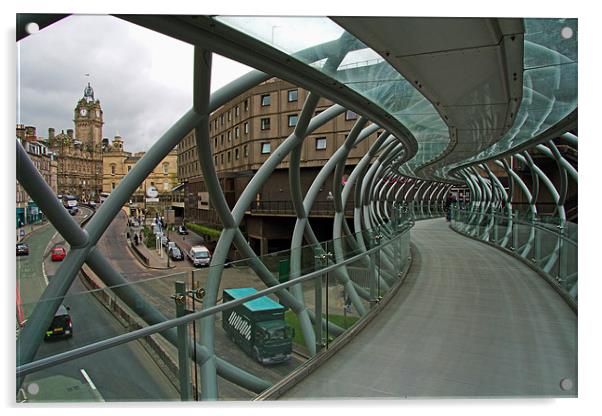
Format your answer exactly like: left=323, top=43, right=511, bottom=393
left=98, top=212, right=306, bottom=399
left=17, top=207, right=179, bottom=402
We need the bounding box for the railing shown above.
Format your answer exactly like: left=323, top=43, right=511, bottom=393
left=16, top=219, right=413, bottom=402
left=248, top=200, right=354, bottom=216
left=450, top=207, right=577, bottom=307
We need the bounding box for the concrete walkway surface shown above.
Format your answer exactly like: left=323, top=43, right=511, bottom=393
left=281, top=218, right=577, bottom=399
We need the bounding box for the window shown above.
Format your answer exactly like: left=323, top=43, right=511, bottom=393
left=110, top=164, right=116, bottom=175
left=261, top=142, right=271, bottom=154
left=163, top=181, right=169, bottom=191
left=244, top=99, right=249, bottom=111
left=214, top=155, right=218, bottom=165
left=220, top=114, right=224, bottom=126
left=128, top=165, right=131, bottom=172
left=260, top=118, right=271, bottom=130
left=227, top=151, right=231, bottom=162
left=244, top=145, right=248, bottom=158
left=235, top=106, right=240, bottom=118
left=316, top=137, right=327, bottom=150
left=221, top=154, right=224, bottom=164
left=235, top=148, right=240, bottom=160
left=288, top=114, right=298, bottom=127
left=235, top=126, right=240, bottom=138
left=287, top=89, right=298, bottom=102
left=227, top=111, right=231, bottom=121
left=214, top=137, right=217, bottom=148
left=111, top=182, right=115, bottom=190
left=345, top=110, right=358, bottom=120
left=228, top=131, right=232, bottom=142
left=244, top=122, right=249, bottom=134
left=163, top=162, right=169, bottom=175
left=221, top=135, right=224, bottom=145
left=261, top=94, right=271, bottom=106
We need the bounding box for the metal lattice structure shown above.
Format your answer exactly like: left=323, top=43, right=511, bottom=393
left=16, top=15, right=577, bottom=400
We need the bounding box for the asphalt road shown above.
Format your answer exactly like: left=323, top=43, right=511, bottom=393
left=25, top=277, right=179, bottom=402
left=17, top=207, right=179, bottom=402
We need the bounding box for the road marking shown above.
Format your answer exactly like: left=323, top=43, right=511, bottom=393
left=80, top=368, right=97, bottom=390
left=41, top=260, right=49, bottom=286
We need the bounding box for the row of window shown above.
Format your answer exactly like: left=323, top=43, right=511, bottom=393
left=210, top=89, right=300, bottom=132
left=109, top=162, right=169, bottom=175
left=261, top=89, right=298, bottom=107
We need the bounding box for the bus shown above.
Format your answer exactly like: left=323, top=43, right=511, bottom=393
left=62, top=195, right=78, bottom=208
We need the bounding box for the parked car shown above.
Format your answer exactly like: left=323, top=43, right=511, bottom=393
left=44, top=304, right=73, bottom=340
left=177, top=225, right=189, bottom=235
left=160, top=235, right=169, bottom=247
left=68, top=206, right=79, bottom=216
left=16, top=243, right=29, bottom=256
left=170, top=246, right=184, bottom=261
left=51, top=246, right=67, bottom=261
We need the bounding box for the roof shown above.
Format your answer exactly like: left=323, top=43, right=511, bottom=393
left=224, top=288, right=285, bottom=312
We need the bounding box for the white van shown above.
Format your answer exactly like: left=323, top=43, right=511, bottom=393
left=189, top=245, right=211, bottom=267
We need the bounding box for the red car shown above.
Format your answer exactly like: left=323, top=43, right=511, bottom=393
left=51, top=246, right=67, bottom=261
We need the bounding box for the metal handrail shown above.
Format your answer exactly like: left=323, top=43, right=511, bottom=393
left=452, top=207, right=577, bottom=246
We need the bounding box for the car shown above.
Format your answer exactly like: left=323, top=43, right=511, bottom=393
left=44, top=304, right=73, bottom=340
left=166, top=241, right=177, bottom=252
left=189, top=245, right=211, bottom=267
left=16, top=243, right=29, bottom=256
left=51, top=246, right=67, bottom=261
left=67, top=206, right=79, bottom=216
left=170, top=246, right=184, bottom=260
left=177, top=225, right=189, bottom=235
left=161, top=236, right=169, bottom=247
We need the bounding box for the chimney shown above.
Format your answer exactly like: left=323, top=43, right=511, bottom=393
left=48, top=128, right=55, bottom=141
left=25, top=126, right=37, bottom=141
left=67, top=129, right=74, bottom=139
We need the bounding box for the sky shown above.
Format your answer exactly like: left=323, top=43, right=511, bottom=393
left=17, top=14, right=253, bottom=152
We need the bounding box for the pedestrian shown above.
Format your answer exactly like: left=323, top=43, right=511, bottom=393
left=134, top=233, right=139, bottom=245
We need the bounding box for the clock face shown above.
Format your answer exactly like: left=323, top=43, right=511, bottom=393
left=80, top=108, right=87, bottom=116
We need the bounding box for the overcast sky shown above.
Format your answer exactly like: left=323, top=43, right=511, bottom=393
left=17, top=14, right=253, bottom=152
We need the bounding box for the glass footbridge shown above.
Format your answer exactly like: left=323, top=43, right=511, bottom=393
left=16, top=15, right=577, bottom=401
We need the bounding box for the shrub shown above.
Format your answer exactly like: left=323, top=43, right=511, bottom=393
left=185, top=222, right=222, bottom=239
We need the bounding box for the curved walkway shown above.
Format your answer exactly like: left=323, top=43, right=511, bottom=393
left=281, top=218, right=577, bottom=399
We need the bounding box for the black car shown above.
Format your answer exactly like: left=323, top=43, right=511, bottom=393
left=68, top=207, right=79, bottom=216
left=177, top=225, right=189, bottom=235
left=16, top=243, right=29, bottom=256
left=44, top=305, right=73, bottom=340
left=170, top=246, right=184, bottom=260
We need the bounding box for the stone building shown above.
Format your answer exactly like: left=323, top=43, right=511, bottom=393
left=102, top=135, right=178, bottom=217
left=47, top=83, right=104, bottom=201
left=16, top=125, right=57, bottom=226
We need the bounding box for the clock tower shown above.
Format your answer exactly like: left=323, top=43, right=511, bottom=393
left=74, top=82, right=103, bottom=150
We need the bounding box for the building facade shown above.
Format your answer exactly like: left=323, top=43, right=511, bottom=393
left=16, top=125, right=58, bottom=227
left=102, top=135, right=178, bottom=217
left=47, top=83, right=104, bottom=201
left=177, top=78, right=381, bottom=255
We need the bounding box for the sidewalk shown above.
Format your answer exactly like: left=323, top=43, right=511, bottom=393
left=128, top=239, right=175, bottom=270
left=16, top=221, right=50, bottom=242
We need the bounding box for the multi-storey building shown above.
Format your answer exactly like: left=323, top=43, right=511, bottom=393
left=47, top=83, right=104, bottom=200
left=102, top=135, right=178, bottom=217
left=16, top=125, right=57, bottom=226
left=178, top=78, right=381, bottom=255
